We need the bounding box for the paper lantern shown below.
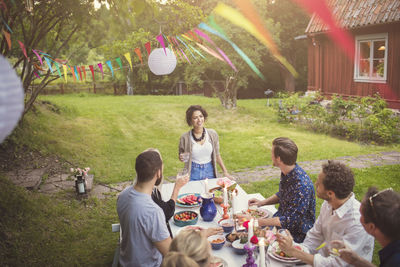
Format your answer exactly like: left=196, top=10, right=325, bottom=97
left=148, top=48, right=177, bottom=75
left=0, top=55, right=24, bottom=143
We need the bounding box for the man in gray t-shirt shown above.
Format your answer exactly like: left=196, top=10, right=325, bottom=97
left=117, top=150, right=172, bottom=267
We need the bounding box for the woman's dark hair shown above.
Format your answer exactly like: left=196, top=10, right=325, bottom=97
left=185, top=105, right=208, bottom=126
left=272, top=137, right=298, bottom=165
left=361, top=187, right=400, bottom=241
left=135, top=150, right=162, bottom=183
left=321, top=160, right=354, bottom=199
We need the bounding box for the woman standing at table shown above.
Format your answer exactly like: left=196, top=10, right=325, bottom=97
left=179, top=105, right=232, bottom=181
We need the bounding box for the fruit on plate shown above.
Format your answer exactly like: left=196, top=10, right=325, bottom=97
left=174, top=211, right=197, bottom=221
left=177, top=194, right=198, bottom=205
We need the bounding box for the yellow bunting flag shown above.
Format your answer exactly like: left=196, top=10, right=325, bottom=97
left=124, top=53, right=132, bottom=70
left=63, top=64, right=67, bottom=83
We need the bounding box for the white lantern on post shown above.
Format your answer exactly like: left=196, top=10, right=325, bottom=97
left=148, top=48, right=177, bottom=75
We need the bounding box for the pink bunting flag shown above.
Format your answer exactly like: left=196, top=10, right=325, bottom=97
left=32, top=49, right=43, bottom=65
left=145, top=42, right=151, bottom=56
left=291, top=0, right=355, bottom=59
left=194, top=28, right=237, bottom=71
left=97, top=63, right=104, bottom=79
left=156, top=34, right=167, bottom=55
left=134, top=48, right=143, bottom=64
left=18, top=40, right=29, bottom=61
left=2, top=29, right=11, bottom=50
left=89, top=65, right=95, bottom=81
left=81, top=66, right=86, bottom=81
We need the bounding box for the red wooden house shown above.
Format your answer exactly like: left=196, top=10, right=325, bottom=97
left=305, top=0, right=400, bottom=109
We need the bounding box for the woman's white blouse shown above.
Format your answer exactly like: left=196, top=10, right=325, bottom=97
left=191, top=129, right=213, bottom=164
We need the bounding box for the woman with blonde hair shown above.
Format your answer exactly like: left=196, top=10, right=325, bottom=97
left=161, top=251, right=200, bottom=267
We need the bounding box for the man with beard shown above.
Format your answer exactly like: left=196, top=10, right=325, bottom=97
left=117, top=149, right=172, bottom=267
left=277, top=160, right=374, bottom=267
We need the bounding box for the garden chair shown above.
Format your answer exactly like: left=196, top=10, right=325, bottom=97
left=111, top=223, right=121, bottom=267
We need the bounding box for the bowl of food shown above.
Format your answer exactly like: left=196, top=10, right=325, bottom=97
left=232, top=239, right=247, bottom=255
left=208, top=234, right=226, bottom=250
left=173, top=211, right=198, bottom=227
left=219, top=219, right=234, bottom=233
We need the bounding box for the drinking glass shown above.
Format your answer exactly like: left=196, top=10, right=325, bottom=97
left=177, top=167, right=189, bottom=179
left=181, top=152, right=190, bottom=162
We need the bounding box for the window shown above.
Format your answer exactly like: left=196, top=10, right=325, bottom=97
left=354, top=33, right=388, bottom=83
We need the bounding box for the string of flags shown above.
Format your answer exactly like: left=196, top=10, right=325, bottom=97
left=1, top=1, right=355, bottom=83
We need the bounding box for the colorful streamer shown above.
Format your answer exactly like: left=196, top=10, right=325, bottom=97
left=69, top=66, right=76, bottom=82
left=73, top=66, right=79, bottom=81
left=106, top=60, right=114, bottom=77
left=44, top=56, right=53, bottom=73
left=172, top=36, right=191, bottom=64
left=145, top=41, right=151, bottom=56
left=77, top=66, right=82, bottom=81
left=89, top=65, right=95, bottom=81
left=134, top=48, right=143, bottom=64
left=200, top=20, right=265, bottom=80
left=32, top=49, right=43, bottom=65
left=156, top=34, right=166, bottom=55
left=18, top=41, right=29, bottom=61
left=1, top=17, right=13, bottom=33
left=176, top=35, right=197, bottom=60
left=214, top=3, right=297, bottom=77
left=2, top=29, right=11, bottom=50
left=55, top=62, right=62, bottom=78
left=291, top=0, right=355, bottom=59
left=115, top=57, right=123, bottom=71
left=81, top=66, right=86, bottom=80
left=195, top=42, right=224, bottom=62
left=194, top=28, right=237, bottom=72
left=97, top=63, right=104, bottom=79
left=124, top=53, right=132, bottom=70
left=33, top=71, right=40, bottom=79
left=63, top=64, right=67, bottom=82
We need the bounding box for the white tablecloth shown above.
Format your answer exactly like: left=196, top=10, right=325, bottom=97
left=161, top=179, right=309, bottom=267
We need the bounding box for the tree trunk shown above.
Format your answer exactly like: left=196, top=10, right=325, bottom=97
left=126, top=68, right=134, bottom=95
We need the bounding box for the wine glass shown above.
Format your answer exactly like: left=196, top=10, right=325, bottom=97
left=177, top=167, right=189, bottom=180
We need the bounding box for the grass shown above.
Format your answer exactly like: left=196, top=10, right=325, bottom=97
left=241, top=164, right=400, bottom=265
left=10, top=94, right=400, bottom=184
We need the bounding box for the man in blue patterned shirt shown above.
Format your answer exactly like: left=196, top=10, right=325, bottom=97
left=246, top=137, right=316, bottom=243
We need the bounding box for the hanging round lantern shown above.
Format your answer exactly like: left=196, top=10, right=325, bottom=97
left=0, top=55, right=24, bottom=144
left=148, top=48, right=177, bottom=75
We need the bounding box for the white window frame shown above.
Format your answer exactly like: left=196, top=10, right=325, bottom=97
left=354, top=33, right=388, bottom=83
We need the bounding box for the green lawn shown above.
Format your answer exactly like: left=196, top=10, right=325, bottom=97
left=13, top=94, right=400, bottom=183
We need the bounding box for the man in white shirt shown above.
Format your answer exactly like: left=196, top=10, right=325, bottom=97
left=117, top=150, right=172, bottom=267
left=277, top=160, right=374, bottom=266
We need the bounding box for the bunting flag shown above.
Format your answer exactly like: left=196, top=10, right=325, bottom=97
left=124, top=53, right=132, bottom=70
left=37, top=50, right=51, bottom=57
left=74, top=66, right=79, bottom=81
left=44, top=56, right=53, bottom=73
left=291, top=0, right=355, bottom=59
left=194, top=28, right=237, bottom=72
left=32, top=49, right=43, bottom=65
left=144, top=41, right=151, bottom=56
left=18, top=41, right=29, bottom=61
left=2, top=29, right=11, bottom=50
left=172, top=36, right=191, bottom=64
left=167, top=36, right=184, bottom=62
left=115, top=57, right=123, bottom=71
left=89, top=65, right=95, bottom=81
left=181, top=34, right=207, bottom=59
left=77, top=66, right=82, bottom=81
left=156, top=34, right=167, bottom=55
left=69, top=66, right=76, bottom=82
left=55, top=62, right=62, bottom=78
left=176, top=35, right=197, bottom=60
left=214, top=3, right=298, bottom=77
left=63, top=64, right=67, bottom=82
left=33, top=71, right=40, bottom=79
left=81, top=66, right=86, bottom=80
left=106, top=60, right=114, bottom=77
left=97, top=63, right=104, bottom=79
left=188, top=30, right=201, bottom=43
left=201, top=19, right=265, bottom=80
left=195, top=42, right=225, bottom=62
left=134, top=48, right=143, bottom=64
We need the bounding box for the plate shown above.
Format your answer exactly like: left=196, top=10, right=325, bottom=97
left=210, top=256, right=228, bottom=267
left=244, top=207, right=272, bottom=219
left=267, top=241, right=302, bottom=263
left=176, top=193, right=200, bottom=208
left=175, top=225, right=204, bottom=235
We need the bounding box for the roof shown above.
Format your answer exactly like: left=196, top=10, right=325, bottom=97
left=305, top=0, right=400, bottom=34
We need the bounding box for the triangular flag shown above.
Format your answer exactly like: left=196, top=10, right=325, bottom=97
left=134, top=48, right=143, bottom=64
left=97, top=63, right=104, bottom=79
left=55, top=62, right=62, bottom=78
left=2, top=29, right=11, bottom=50
left=44, top=56, right=53, bottom=73
left=89, top=65, right=95, bottom=81
left=105, top=60, right=114, bottom=77
left=156, top=34, right=166, bottom=55
left=115, top=57, right=123, bottom=71
left=145, top=42, right=151, bottom=56
left=63, top=64, right=67, bottom=82
left=74, top=66, right=79, bottom=81
left=69, top=66, right=76, bottom=82
left=77, top=66, right=82, bottom=81
left=32, top=49, right=43, bottom=65
left=124, top=53, right=132, bottom=70
left=167, top=36, right=184, bottom=62
left=81, top=66, right=86, bottom=81
left=18, top=40, right=29, bottom=61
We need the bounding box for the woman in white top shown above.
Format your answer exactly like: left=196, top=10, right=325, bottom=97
left=178, top=105, right=232, bottom=181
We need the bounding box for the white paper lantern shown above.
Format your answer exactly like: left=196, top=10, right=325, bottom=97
left=148, top=48, right=177, bottom=75
left=0, top=55, right=24, bottom=143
